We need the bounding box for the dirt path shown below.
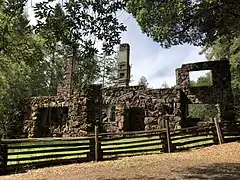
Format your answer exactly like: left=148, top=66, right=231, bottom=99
left=2, top=142, right=240, bottom=180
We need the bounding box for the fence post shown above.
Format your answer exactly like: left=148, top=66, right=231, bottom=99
left=87, top=125, right=102, bottom=162
left=160, top=119, right=173, bottom=153
left=0, top=136, right=8, bottom=175
left=165, top=119, right=172, bottom=153
left=214, top=118, right=224, bottom=144
left=95, top=125, right=99, bottom=162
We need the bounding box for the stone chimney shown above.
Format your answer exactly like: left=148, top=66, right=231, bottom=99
left=117, top=43, right=130, bottom=86
left=57, top=54, right=76, bottom=99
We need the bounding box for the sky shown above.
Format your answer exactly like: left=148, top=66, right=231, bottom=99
left=26, top=0, right=208, bottom=88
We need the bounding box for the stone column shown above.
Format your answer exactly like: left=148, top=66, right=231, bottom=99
left=115, top=105, right=125, bottom=132
left=117, top=43, right=131, bottom=86
left=28, top=106, right=39, bottom=138
left=175, top=68, right=190, bottom=89
left=57, top=54, right=76, bottom=99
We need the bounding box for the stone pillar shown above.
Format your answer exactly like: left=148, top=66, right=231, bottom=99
left=175, top=68, right=190, bottom=89
left=115, top=105, right=125, bottom=132
left=172, top=90, right=183, bottom=129
left=212, top=60, right=235, bottom=122
left=28, top=106, right=38, bottom=138
left=86, top=85, right=103, bottom=132
left=57, top=54, right=76, bottom=99
left=64, top=85, right=102, bottom=137
left=117, top=43, right=130, bottom=86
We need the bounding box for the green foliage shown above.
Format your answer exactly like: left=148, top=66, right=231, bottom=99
left=188, top=73, right=218, bottom=121
left=201, top=36, right=240, bottom=90
left=33, top=0, right=126, bottom=88
left=0, top=0, right=43, bottom=68
left=188, top=104, right=218, bottom=121
left=70, top=52, right=118, bottom=89
left=96, top=53, right=118, bottom=87
left=34, top=0, right=126, bottom=55
left=190, top=72, right=212, bottom=87
left=200, top=36, right=240, bottom=116
left=126, top=0, right=240, bottom=48
left=0, top=1, right=49, bottom=136
left=0, top=41, right=65, bottom=137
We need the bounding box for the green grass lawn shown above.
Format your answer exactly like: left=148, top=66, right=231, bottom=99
left=102, top=136, right=163, bottom=158
left=8, top=140, right=90, bottom=165
left=172, top=135, right=214, bottom=149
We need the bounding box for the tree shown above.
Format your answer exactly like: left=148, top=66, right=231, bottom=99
left=32, top=0, right=126, bottom=87
left=200, top=35, right=240, bottom=116
left=138, top=76, right=148, bottom=87
left=190, top=72, right=213, bottom=87
left=0, top=36, right=66, bottom=137
left=96, top=53, right=118, bottom=87
left=33, top=0, right=126, bottom=54
left=200, top=36, right=240, bottom=90
left=0, top=0, right=68, bottom=137
left=126, top=0, right=240, bottom=48
left=0, top=0, right=128, bottom=137
left=0, top=0, right=43, bottom=70
left=161, top=81, right=169, bottom=88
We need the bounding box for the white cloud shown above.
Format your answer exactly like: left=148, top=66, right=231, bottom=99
left=118, top=11, right=207, bottom=88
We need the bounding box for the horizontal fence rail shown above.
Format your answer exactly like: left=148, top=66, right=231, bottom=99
left=102, top=135, right=163, bottom=158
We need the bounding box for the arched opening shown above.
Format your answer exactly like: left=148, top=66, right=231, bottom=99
left=124, top=107, right=145, bottom=131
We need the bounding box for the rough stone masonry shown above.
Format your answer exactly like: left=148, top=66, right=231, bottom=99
left=22, top=44, right=235, bottom=137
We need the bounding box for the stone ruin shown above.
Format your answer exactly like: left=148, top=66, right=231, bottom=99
left=22, top=44, right=236, bottom=137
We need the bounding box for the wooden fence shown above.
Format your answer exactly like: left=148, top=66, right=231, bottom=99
left=0, top=137, right=95, bottom=174
left=0, top=120, right=239, bottom=174
left=98, top=120, right=240, bottom=159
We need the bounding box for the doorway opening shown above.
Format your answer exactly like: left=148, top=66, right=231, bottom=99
left=124, top=107, right=145, bottom=131
left=36, top=107, right=68, bottom=137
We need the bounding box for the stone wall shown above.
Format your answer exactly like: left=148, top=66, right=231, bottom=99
left=101, top=59, right=235, bottom=133
left=24, top=85, right=102, bottom=137
left=176, top=59, right=235, bottom=122
left=101, top=86, right=182, bottom=132
left=23, top=53, right=235, bottom=137
left=23, top=96, right=69, bottom=137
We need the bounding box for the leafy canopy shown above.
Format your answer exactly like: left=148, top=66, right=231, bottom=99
left=200, top=36, right=240, bottom=89
left=126, top=0, right=240, bottom=48
left=0, top=0, right=43, bottom=68
left=34, top=0, right=127, bottom=55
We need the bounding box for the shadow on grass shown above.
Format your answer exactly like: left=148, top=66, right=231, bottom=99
left=182, top=163, right=240, bottom=180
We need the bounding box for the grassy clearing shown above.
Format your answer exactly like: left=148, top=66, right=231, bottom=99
left=172, top=135, right=214, bottom=149
left=8, top=140, right=90, bottom=166
left=102, top=136, right=162, bottom=158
